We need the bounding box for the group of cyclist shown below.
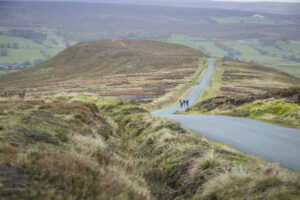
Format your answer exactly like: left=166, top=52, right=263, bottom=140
left=179, top=98, right=189, bottom=109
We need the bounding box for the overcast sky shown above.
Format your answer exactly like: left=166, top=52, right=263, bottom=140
left=223, top=0, right=300, bottom=1
left=7, top=0, right=300, bottom=2
left=74, top=0, right=300, bottom=2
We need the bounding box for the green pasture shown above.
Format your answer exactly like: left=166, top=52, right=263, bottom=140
left=0, top=33, right=71, bottom=65
left=46, top=47, right=65, bottom=57
left=167, top=34, right=227, bottom=57
left=0, top=35, right=40, bottom=48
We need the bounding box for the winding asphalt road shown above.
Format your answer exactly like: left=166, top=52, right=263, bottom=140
left=152, top=58, right=300, bottom=172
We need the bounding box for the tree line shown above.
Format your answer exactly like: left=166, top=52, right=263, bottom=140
left=0, top=43, right=19, bottom=49
left=0, top=43, right=19, bottom=56
left=0, top=29, right=47, bottom=41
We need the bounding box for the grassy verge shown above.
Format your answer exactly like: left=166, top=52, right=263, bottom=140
left=196, top=58, right=223, bottom=103
left=1, top=95, right=299, bottom=199
left=223, top=99, right=300, bottom=129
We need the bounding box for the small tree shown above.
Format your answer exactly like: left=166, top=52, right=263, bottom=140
left=22, top=61, right=32, bottom=66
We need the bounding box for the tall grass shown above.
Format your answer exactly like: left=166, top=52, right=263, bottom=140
left=1, top=96, right=300, bottom=200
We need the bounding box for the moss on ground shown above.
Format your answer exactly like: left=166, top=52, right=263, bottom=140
left=225, top=99, right=300, bottom=129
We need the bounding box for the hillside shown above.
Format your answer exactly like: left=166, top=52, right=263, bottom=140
left=1, top=40, right=300, bottom=199
left=0, top=40, right=206, bottom=102
left=184, top=58, right=300, bottom=128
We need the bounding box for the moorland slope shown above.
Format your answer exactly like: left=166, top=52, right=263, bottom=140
left=0, top=40, right=206, bottom=102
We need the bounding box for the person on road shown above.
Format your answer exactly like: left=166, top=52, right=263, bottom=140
left=183, top=100, right=186, bottom=106
left=186, top=99, right=189, bottom=107
left=180, top=101, right=183, bottom=108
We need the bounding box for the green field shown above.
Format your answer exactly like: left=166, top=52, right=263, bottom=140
left=0, top=35, right=39, bottom=48
left=166, top=34, right=300, bottom=77
left=8, top=49, right=44, bottom=63
left=272, top=62, right=300, bottom=77
left=1, top=31, right=299, bottom=78
left=46, top=47, right=65, bottom=57
left=0, top=32, right=71, bottom=66
left=167, top=35, right=227, bottom=57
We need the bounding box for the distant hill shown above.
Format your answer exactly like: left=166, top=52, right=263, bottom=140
left=0, top=40, right=206, bottom=98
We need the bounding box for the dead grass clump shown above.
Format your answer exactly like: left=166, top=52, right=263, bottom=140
left=69, top=134, right=107, bottom=154
left=39, top=100, right=112, bottom=137
left=0, top=143, right=18, bottom=165
left=92, top=148, right=113, bottom=165
left=197, top=167, right=252, bottom=200
left=195, top=164, right=300, bottom=200
left=20, top=151, right=152, bottom=200
left=143, top=167, right=164, bottom=184
left=0, top=165, right=46, bottom=200
left=189, top=149, right=226, bottom=180
left=15, top=127, right=60, bottom=146
left=0, top=100, right=34, bottom=114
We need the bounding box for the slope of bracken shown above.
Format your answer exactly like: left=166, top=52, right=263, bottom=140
left=0, top=40, right=206, bottom=103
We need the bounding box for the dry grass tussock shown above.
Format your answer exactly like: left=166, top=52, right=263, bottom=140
left=0, top=97, right=153, bottom=200
left=189, top=149, right=227, bottom=180
left=196, top=163, right=300, bottom=200
left=18, top=150, right=151, bottom=200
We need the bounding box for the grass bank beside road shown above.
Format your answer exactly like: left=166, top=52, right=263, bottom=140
left=1, top=95, right=300, bottom=199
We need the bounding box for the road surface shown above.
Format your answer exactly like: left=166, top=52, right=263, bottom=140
left=152, top=58, right=300, bottom=172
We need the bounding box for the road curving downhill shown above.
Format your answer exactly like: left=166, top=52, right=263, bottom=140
left=152, top=58, right=300, bottom=172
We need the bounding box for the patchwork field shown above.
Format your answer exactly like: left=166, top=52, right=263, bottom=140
left=0, top=32, right=74, bottom=74
left=166, top=34, right=300, bottom=77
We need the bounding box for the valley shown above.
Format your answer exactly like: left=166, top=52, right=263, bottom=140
left=0, top=1, right=299, bottom=77
left=0, top=1, right=300, bottom=199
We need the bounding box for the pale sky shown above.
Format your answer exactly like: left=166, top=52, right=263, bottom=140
left=6, top=0, right=300, bottom=2
left=214, top=0, right=300, bottom=2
